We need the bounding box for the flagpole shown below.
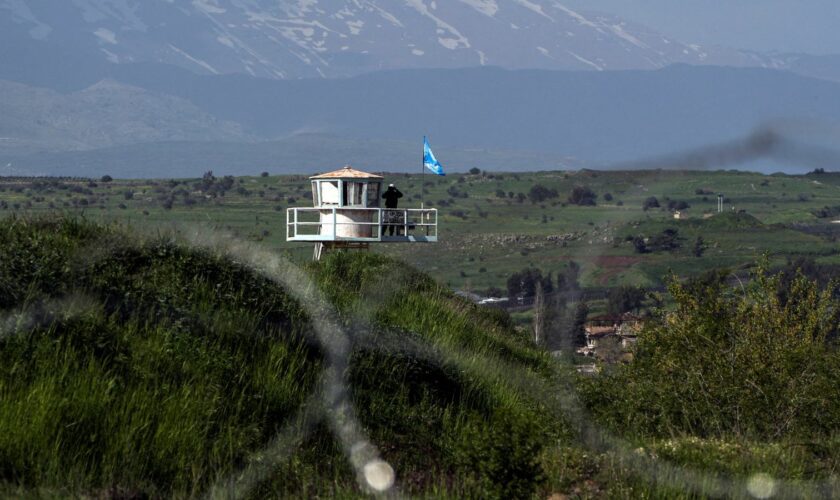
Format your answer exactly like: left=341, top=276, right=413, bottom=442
left=421, top=136, right=425, bottom=211
left=421, top=136, right=427, bottom=234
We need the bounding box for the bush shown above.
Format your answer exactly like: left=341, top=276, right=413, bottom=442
left=100, top=175, right=113, bottom=183
left=642, top=196, right=660, bottom=210
left=632, top=236, right=647, bottom=254
left=582, top=265, right=840, bottom=440
left=648, top=228, right=681, bottom=252
left=568, top=186, right=597, bottom=206
left=528, top=185, right=559, bottom=204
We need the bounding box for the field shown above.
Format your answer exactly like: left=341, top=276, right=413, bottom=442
left=2, top=168, right=840, bottom=295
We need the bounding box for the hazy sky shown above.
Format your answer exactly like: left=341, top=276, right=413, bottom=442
left=564, top=0, right=840, bottom=55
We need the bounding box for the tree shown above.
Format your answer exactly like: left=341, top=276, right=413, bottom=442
left=469, top=167, right=481, bottom=175
left=648, top=228, right=681, bottom=252
left=642, top=196, right=660, bottom=210
left=527, top=184, right=559, bottom=204
left=571, top=302, right=589, bottom=349
left=603, top=193, right=614, bottom=201
left=568, top=186, right=597, bottom=206
left=606, top=286, right=646, bottom=315
left=632, top=236, right=648, bottom=254
left=100, top=175, right=113, bottom=183
left=539, top=293, right=567, bottom=350
left=563, top=261, right=581, bottom=291
left=693, top=236, right=705, bottom=257
left=201, top=171, right=215, bottom=190
left=507, top=268, right=549, bottom=300
left=219, top=175, right=236, bottom=191
left=541, top=272, right=554, bottom=295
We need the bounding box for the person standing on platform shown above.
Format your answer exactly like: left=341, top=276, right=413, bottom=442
left=382, top=183, right=403, bottom=236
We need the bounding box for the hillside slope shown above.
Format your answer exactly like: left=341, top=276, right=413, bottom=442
left=0, top=217, right=557, bottom=497
left=2, top=217, right=840, bottom=497
left=0, top=79, right=249, bottom=155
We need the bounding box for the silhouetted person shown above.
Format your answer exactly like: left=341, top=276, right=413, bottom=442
left=382, top=184, right=403, bottom=236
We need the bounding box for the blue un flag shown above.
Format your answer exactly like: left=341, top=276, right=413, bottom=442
left=423, top=136, right=446, bottom=176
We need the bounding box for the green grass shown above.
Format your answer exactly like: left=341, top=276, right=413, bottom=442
left=2, top=211, right=840, bottom=497
left=5, top=169, right=840, bottom=293
left=0, top=217, right=559, bottom=497
left=0, top=218, right=320, bottom=496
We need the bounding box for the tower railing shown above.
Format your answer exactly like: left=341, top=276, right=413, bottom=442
left=286, top=207, right=438, bottom=242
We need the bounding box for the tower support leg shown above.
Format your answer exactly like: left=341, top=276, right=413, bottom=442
left=313, top=242, right=370, bottom=261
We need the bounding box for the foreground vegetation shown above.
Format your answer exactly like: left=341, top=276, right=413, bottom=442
left=0, top=218, right=557, bottom=497
left=0, top=216, right=839, bottom=497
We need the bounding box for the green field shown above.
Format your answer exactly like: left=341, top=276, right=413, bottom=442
left=3, top=169, right=840, bottom=295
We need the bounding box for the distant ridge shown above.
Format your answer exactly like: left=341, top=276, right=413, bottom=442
left=3, top=64, right=840, bottom=176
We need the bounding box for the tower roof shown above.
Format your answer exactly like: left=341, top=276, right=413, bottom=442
left=310, top=165, right=383, bottom=180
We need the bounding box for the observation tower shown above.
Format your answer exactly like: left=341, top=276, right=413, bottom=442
left=286, top=166, right=438, bottom=260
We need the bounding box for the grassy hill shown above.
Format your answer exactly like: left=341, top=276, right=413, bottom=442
left=0, top=217, right=559, bottom=497
left=1, top=217, right=839, bottom=497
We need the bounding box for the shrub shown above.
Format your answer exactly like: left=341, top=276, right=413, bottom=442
left=568, top=186, right=597, bottom=206
left=582, top=265, right=840, bottom=440
left=528, top=184, right=559, bottom=204
left=642, top=196, right=660, bottom=210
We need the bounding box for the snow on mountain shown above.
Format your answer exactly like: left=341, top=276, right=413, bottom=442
left=1, top=0, right=765, bottom=79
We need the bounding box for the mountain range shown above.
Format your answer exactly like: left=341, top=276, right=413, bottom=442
left=1, top=0, right=839, bottom=177
left=1, top=0, right=774, bottom=83
left=3, top=64, right=840, bottom=177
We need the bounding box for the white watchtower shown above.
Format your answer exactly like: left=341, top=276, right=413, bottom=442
left=286, top=166, right=438, bottom=260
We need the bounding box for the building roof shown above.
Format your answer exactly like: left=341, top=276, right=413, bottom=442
left=586, top=326, right=617, bottom=338
left=310, top=165, right=383, bottom=180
